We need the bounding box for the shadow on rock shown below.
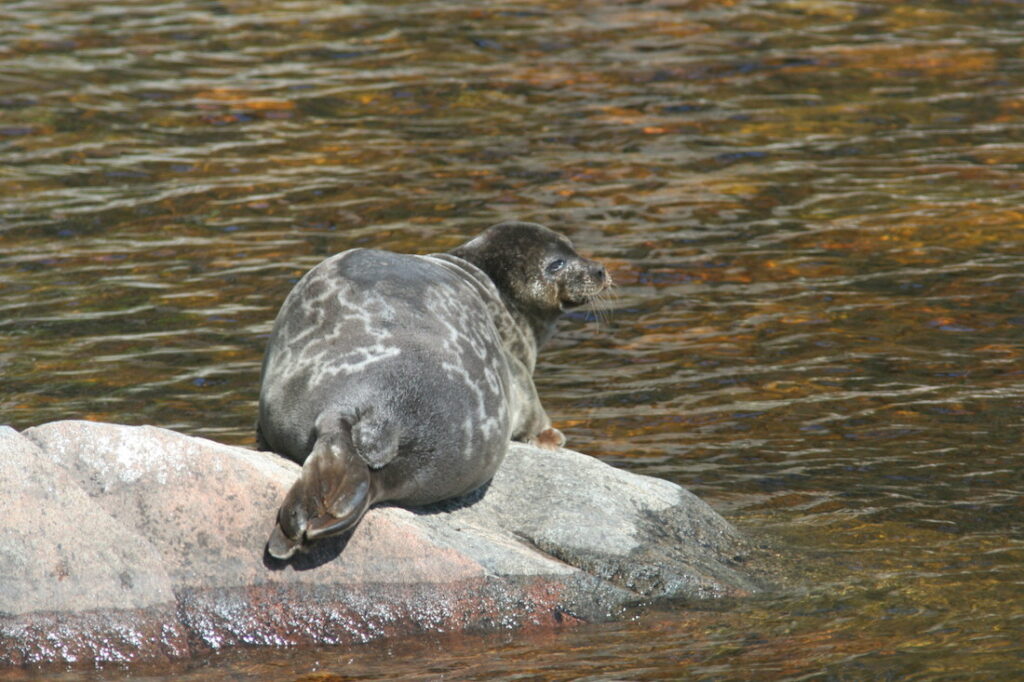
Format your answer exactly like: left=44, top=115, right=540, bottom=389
left=411, top=480, right=491, bottom=516
left=261, top=531, right=353, bottom=571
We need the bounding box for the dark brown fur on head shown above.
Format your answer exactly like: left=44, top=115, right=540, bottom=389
left=449, top=221, right=607, bottom=345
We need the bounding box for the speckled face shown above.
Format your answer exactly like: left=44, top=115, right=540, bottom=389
left=543, top=245, right=608, bottom=310
left=451, top=222, right=609, bottom=316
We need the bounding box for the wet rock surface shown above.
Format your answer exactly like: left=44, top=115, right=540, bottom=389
left=0, top=421, right=769, bottom=667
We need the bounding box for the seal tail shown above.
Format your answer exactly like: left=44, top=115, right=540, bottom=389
left=267, top=422, right=373, bottom=560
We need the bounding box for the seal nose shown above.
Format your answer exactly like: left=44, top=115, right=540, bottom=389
left=588, top=262, right=607, bottom=283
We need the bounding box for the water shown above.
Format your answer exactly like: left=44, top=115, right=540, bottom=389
left=2, top=0, right=1023, bottom=678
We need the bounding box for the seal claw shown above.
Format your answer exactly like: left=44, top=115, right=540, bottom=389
left=531, top=427, right=566, bottom=450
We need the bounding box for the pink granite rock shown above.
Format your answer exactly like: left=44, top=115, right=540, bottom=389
left=0, top=420, right=766, bottom=667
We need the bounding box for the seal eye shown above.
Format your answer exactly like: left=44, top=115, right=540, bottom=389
left=546, top=258, right=566, bottom=275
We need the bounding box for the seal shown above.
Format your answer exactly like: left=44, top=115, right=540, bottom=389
left=257, top=221, right=608, bottom=559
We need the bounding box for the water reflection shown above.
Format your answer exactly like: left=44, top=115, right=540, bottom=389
left=1, top=0, right=1023, bottom=677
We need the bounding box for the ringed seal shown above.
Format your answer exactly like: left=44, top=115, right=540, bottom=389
left=257, top=221, right=609, bottom=559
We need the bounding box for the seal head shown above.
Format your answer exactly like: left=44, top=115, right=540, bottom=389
left=449, top=221, right=608, bottom=349
left=257, top=221, right=608, bottom=559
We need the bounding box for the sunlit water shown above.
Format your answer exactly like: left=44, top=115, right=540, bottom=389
left=2, top=0, right=1023, bottom=679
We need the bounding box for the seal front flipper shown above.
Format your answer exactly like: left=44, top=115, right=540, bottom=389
left=509, top=375, right=565, bottom=450
left=267, top=424, right=373, bottom=560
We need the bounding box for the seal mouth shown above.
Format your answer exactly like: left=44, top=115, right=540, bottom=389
left=554, top=257, right=610, bottom=310
left=560, top=294, right=594, bottom=309
left=559, top=279, right=610, bottom=309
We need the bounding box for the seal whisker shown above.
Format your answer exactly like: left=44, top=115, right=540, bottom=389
left=587, top=276, right=617, bottom=332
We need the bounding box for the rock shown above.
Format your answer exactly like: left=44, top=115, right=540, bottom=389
left=0, top=420, right=768, bottom=667
left=0, top=426, right=188, bottom=665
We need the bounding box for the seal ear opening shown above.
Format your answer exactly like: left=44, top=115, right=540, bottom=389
left=266, top=426, right=373, bottom=560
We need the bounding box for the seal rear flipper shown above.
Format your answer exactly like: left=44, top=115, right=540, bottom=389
left=267, top=523, right=301, bottom=560
left=266, top=426, right=373, bottom=560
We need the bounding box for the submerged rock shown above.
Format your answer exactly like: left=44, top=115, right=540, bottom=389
left=0, top=420, right=767, bottom=667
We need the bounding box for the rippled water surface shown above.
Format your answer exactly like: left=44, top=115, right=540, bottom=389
left=2, top=0, right=1023, bottom=679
